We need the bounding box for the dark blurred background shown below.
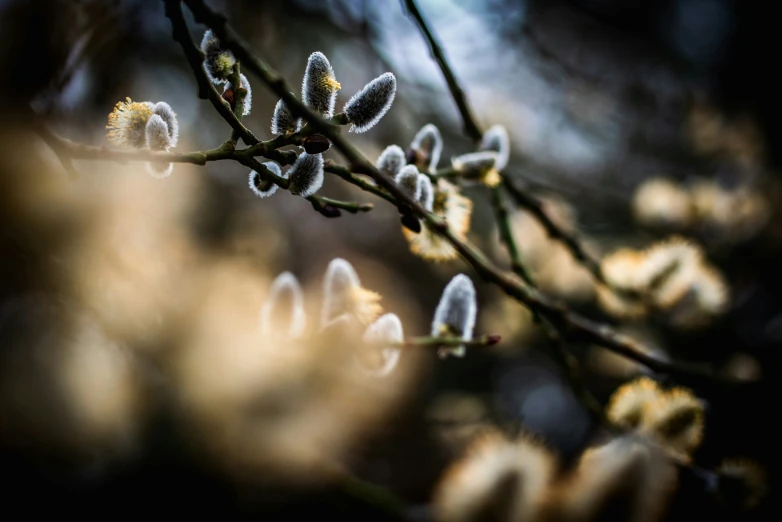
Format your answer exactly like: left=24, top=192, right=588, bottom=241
left=1, top=0, right=778, bottom=519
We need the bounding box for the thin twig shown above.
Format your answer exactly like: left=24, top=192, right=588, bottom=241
left=394, top=334, right=501, bottom=349
left=402, top=0, right=483, bottom=141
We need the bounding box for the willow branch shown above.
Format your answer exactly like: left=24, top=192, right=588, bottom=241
left=491, top=185, right=535, bottom=286
left=395, top=334, right=501, bottom=349
left=175, top=0, right=749, bottom=391
left=402, top=0, right=482, bottom=141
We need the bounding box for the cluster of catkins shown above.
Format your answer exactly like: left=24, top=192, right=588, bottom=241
left=106, top=98, right=179, bottom=178
left=632, top=176, right=770, bottom=245
left=250, top=49, right=397, bottom=199
left=597, top=236, right=729, bottom=328
left=375, top=123, right=512, bottom=261
left=260, top=258, right=479, bottom=373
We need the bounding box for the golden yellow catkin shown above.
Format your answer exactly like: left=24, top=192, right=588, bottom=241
left=640, top=386, right=705, bottom=458
left=605, top=377, right=662, bottom=430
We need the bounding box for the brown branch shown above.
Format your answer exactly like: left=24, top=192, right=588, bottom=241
left=402, top=0, right=483, bottom=141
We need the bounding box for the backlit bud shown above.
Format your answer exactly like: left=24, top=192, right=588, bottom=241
left=145, top=114, right=171, bottom=151
left=200, top=29, right=236, bottom=84
left=452, top=151, right=501, bottom=187
left=480, top=124, right=510, bottom=170
left=395, top=165, right=421, bottom=201
left=343, top=72, right=396, bottom=133
left=249, top=162, right=287, bottom=199
left=302, top=52, right=340, bottom=117
left=409, top=123, right=443, bottom=172
left=431, top=274, right=477, bottom=358
left=151, top=102, right=179, bottom=148
left=377, top=144, right=406, bottom=177
left=271, top=94, right=301, bottom=135
left=357, top=313, right=403, bottom=377
left=259, top=271, right=307, bottom=339
left=322, top=258, right=383, bottom=327
left=418, top=174, right=434, bottom=212
left=288, top=152, right=324, bottom=198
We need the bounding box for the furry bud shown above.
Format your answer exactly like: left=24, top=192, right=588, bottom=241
left=418, top=174, right=434, bottom=212
left=357, top=313, right=403, bottom=377
left=344, top=72, right=396, bottom=133
left=146, top=162, right=173, bottom=179
left=237, top=73, right=252, bottom=116
left=271, top=94, right=301, bottom=135
left=200, top=29, right=236, bottom=84
left=249, top=161, right=287, bottom=199
left=288, top=152, right=324, bottom=198
left=145, top=114, right=171, bottom=151
left=480, top=124, right=510, bottom=170
left=259, top=271, right=307, bottom=339
left=321, top=258, right=382, bottom=327
left=395, top=165, right=422, bottom=201
left=377, top=144, right=406, bottom=177
left=409, top=124, right=443, bottom=172
left=151, top=102, right=179, bottom=148
left=302, top=52, right=340, bottom=117
left=432, top=274, right=477, bottom=358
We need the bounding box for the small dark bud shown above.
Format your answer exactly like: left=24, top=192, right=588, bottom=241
left=398, top=204, right=414, bottom=217
left=486, top=334, right=502, bottom=346
left=406, top=147, right=417, bottom=165
left=222, top=87, right=235, bottom=108
left=303, top=134, right=331, bottom=154
left=314, top=202, right=342, bottom=218
left=400, top=214, right=421, bottom=233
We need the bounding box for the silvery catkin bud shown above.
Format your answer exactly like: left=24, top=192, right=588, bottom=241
left=322, top=257, right=361, bottom=326
left=288, top=152, right=324, bottom=197
left=249, top=161, right=287, bottom=199
left=418, top=174, right=434, bottom=212
left=395, top=165, right=422, bottom=201
left=343, top=72, right=396, bottom=133
left=145, top=114, right=173, bottom=179
left=357, top=313, right=403, bottom=377
left=302, top=52, right=340, bottom=117
left=451, top=151, right=501, bottom=186
left=151, top=102, right=178, bottom=148
left=238, top=73, right=252, bottom=116
left=377, top=144, right=406, bottom=177
left=145, top=114, right=171, bottom=151
left=409, top=124, right=443, bottom=172
left=259, top=271, right=307, bottom=339
left=271, top=93, right=301, bottom=135
left=480, top=124, right=510, bottom=170
left=431, top=274, right=477, bottom=358
left=200, top=29, right=236, bottom=84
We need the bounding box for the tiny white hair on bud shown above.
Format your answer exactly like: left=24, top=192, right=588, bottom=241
left=395, top=164, right=422, bottom=201
left=431, top=274, right=477, bottom=358
left=239, top=73, right=252, bottom=116
left=288, top=152, right=324, bottom=197
left=249, top=162, right=287, bottom=198
left=271, top=93, right=301, bottom=135
left=480, top=124, right=510, bottom=170
left=152, top=102, right=179, bottom=148
left=145, top=162, right=173, bottom=179
left=260, top=271, right=307, bottom=339
left=377, top=144, right=406, bottom=177
left=452, top=151, right=498, bottom=176
left=200, top=29, right=236, bottom=84
left=411, top=124, right=443, bottom=172
left=321, top=258, right=362, bottom=327
left=344, top=72, right=396, bottom=133
left=358, top=313, right=403, bottom=377
left=302, top=51, right=340, bottom=117
left=418, top=174, right=434, bottom=212
left=145, top=114, right=171, bottom=151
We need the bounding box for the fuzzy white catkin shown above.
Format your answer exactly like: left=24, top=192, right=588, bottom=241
left=200, top=29, right=236, bottom=84
left=344, top=72, right=396, bottom=133
left=249, top=162, right=287, bottom=198
left=151, top=102, right=178, bottom=148
left=288, top=152, right=324, bottom=197
left=271, top=94, right=300, bottom=135
left=395, top=165, right=422, bottom=201
left=259, top=271, right=307, bottom=339
left=239, top=73, right=252, bottom=116
left=452, top=151, right=498, bottom=176
left=411, top=124, right=443, bottom=172
left=431, top=274, right=477, bottom=358
left=480, top=124, right=510, bottom=171
left=417, top=174, right=434, bottom=212
left=321, top=258, right=362, bottom=327
left=377, top=144, right=406, bottom=177
left=358, top=313, right=403, bottom=377
left=302, top=52, right=339, bottom=117
left=145, top=114, right=171, bottom=151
